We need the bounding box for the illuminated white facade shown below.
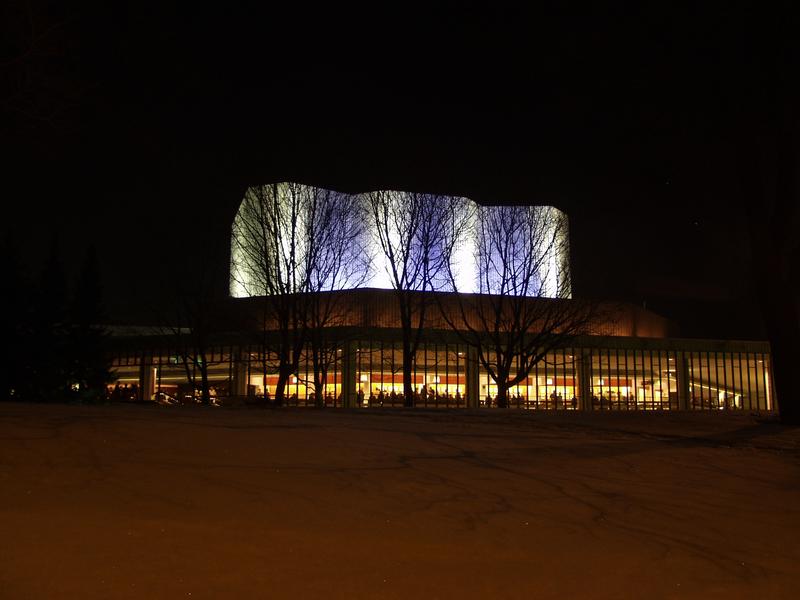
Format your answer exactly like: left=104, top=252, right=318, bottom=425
left=230, top=183, right=571, bottom=299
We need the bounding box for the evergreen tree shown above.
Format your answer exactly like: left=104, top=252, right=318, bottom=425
left=0, top=233, right=30, bottom=400
left=68, top=244, right=112, bottom=402
left=29, top=236, right=70, bottom=401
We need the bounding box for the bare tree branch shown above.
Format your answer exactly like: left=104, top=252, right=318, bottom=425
left=442, top=204, right=599, bottom=408
left=230, top=183, right=371, bottom=406
left=365, top=190, right=471, bottom=406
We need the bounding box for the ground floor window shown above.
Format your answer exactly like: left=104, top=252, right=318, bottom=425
left=109, top=338, right=775, bottom=411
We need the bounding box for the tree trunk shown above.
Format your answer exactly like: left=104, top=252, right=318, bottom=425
left=274, top=367, right=290, bottom=407
left=313, top=368, right=326, bottom=408
left=740, top=125, right=800, bottom=424
left=757, top=261, right=800, bottom=423
left=400, top=303, right=415, bottom=407
left=403, top=340, right=414, bottom=407
left=261, top=362, right=269, bottom=405
left=199, top=361, right=211, bottom=405
left=496, top=378, right=509, bottom=409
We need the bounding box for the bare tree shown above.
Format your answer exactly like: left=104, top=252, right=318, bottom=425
left=365, top=190, right=471, bottom=406
left=164, top=292, right=215, bottom=405
left=231, top=182, right=309, bottom=406
left=302, top=188, right=371, bottom=407
left=231, top=183, right=370, bottom=407
left=442, top=204, right=598, bottom=408
left=155, top=233, right=227, bottom=406
left=739, top=109, right=800, bottom=424
left=1, top=1, right=89, bottom=128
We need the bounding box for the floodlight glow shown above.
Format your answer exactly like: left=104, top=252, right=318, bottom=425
left=230, top=183, right=571, bottom=299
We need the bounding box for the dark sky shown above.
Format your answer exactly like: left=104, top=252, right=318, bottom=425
left=2, top=2, right=794, bottom=337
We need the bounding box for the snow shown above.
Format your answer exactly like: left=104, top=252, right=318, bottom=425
left=1, top=403, right=799, bottom=599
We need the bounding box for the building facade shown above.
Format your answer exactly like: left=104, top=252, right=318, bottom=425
left=107, top=183, right=775, bottom=412
left=229, top=183, right=572, bottom=299
left=108, top=291, right=775, bottom=412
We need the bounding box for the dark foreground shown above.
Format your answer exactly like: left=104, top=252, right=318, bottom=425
left=1, top=403, right=799, bottom=599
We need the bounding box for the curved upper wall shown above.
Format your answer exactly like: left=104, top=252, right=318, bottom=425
left=230, top=182, right=571, bottom=299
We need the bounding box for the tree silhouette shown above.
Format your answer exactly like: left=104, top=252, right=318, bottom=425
left=28, top=235, right=69, bottom=400
left=733, top=26, right=800, bottom=424
left=301, top=188, right=371, bottom=407
left=0, top=232, right=30, bottom=400
left=1, top=0, right=88, bottom=129
left=67, top=244, right=112, bottom=403
left=739, top=110, right=800, bottom=424
left=152, top=225, right=228, bottom=406
left=231, top=183, right=370, bottom=406
left=442, top=204, right=598, bottom=408
left=365, top=190, right=471, bottom=406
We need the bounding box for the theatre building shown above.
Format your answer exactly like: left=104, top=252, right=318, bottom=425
left=108, top=183, right=775, bottom=412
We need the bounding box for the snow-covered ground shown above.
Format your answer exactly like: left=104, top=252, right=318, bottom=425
left=1, top=403, right=798, bottom=599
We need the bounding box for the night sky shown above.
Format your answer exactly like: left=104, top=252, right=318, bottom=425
left=3, top=2, right=794, bottom=338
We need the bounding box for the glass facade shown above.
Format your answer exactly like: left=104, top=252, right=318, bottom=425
left=590, top=348, right=679, bottom=410
left=109, top=337, right=775, bottom=412
left=480, top=347, right=579, bottom=409
left=685, top=350, right=773, bottom=411
left=354, top=341, right=469, bottom=407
